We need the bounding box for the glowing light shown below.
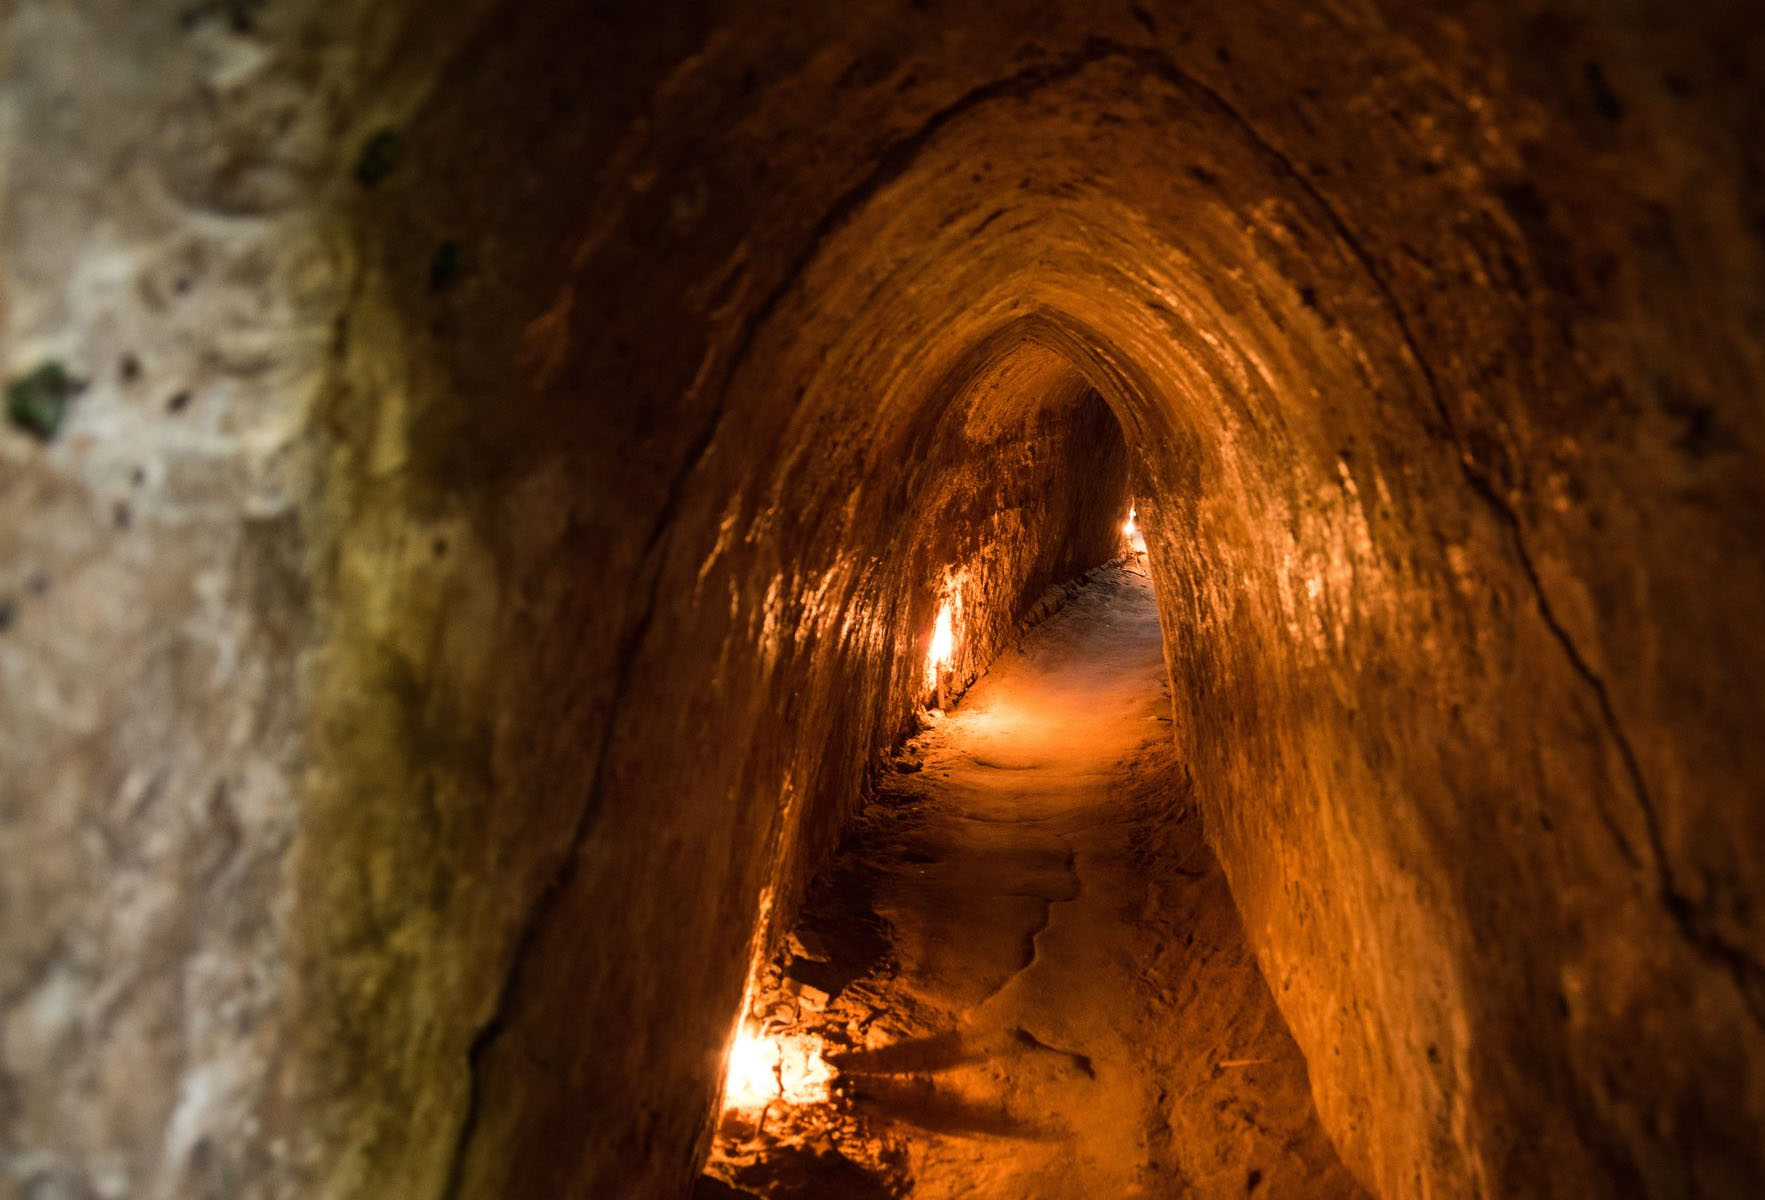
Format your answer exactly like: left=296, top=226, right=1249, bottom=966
left=1124, top=505, right=1147, bottom=555
left=721, top=1024, right=834, bottom=1114
left=926, top=598, right=957, bottom=690
left=723, top=1027, right=780, bottom=1110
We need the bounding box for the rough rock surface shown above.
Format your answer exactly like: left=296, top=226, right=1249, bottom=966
left=2, top=1, right=1762, bottom=1199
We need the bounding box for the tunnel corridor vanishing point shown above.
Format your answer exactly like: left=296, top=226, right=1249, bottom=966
left=3, top=3, right=1764, bottom=1199
left=702, top=564, right=1372, bottom=1200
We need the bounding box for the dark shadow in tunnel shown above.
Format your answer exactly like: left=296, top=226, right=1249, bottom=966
left=831, top=1029, right=976, bottom=1076
left=842, top=1075, right=1058, bottom=1142
left=703, top=1145, right=903, bottom=1200
left=781, top=854, right=895, bottom=1004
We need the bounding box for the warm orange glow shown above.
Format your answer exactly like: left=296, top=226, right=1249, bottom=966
left=721, top=1024, right=833, bottom=1113
left=723, top=1027, right=779, bottom=1110
left=926, top=598, right=957, bottom=689
left=1124, top=505, right=1147, bottom=555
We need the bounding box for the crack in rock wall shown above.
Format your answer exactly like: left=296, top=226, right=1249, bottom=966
left=2, top=1, right=1762, bottom=1198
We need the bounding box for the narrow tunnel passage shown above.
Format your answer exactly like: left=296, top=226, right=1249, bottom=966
left=5, top=3, right=1764, bottom=1199
left=703, top=565, right=1367, bottom=1199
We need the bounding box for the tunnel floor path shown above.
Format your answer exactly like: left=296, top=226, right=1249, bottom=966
left=701, top=564, right=1369, bottom=1200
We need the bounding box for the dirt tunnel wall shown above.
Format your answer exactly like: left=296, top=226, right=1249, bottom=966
left=2, top=1, right=1763, bottom=1198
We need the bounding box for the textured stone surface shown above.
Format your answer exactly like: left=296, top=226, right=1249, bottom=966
left=3, top=1, right=1763, bottom=1198
left=0, top=2, right=354, bottom=1196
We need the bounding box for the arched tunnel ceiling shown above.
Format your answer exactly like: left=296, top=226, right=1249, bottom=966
left=1, top=1, right=1762, bottom=1199
left=332, top=10, right=1765, bottom=1196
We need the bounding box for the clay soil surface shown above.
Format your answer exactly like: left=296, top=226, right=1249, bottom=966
left=702, top=564, right=1369, bottom=1199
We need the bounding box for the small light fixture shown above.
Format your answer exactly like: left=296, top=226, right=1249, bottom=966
left=722, top=1024, right=782, bottom=1112
left=1124, top=504, right=1146, bottom=555
left=927, top=600, right=956, bottom=682
left=925, top=595, right=959, bottom=707
left=720, top=1022, right=834, bottom=1121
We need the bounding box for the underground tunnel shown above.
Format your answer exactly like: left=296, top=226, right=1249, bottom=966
left=3, top=1, right=1764, bottom=1198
